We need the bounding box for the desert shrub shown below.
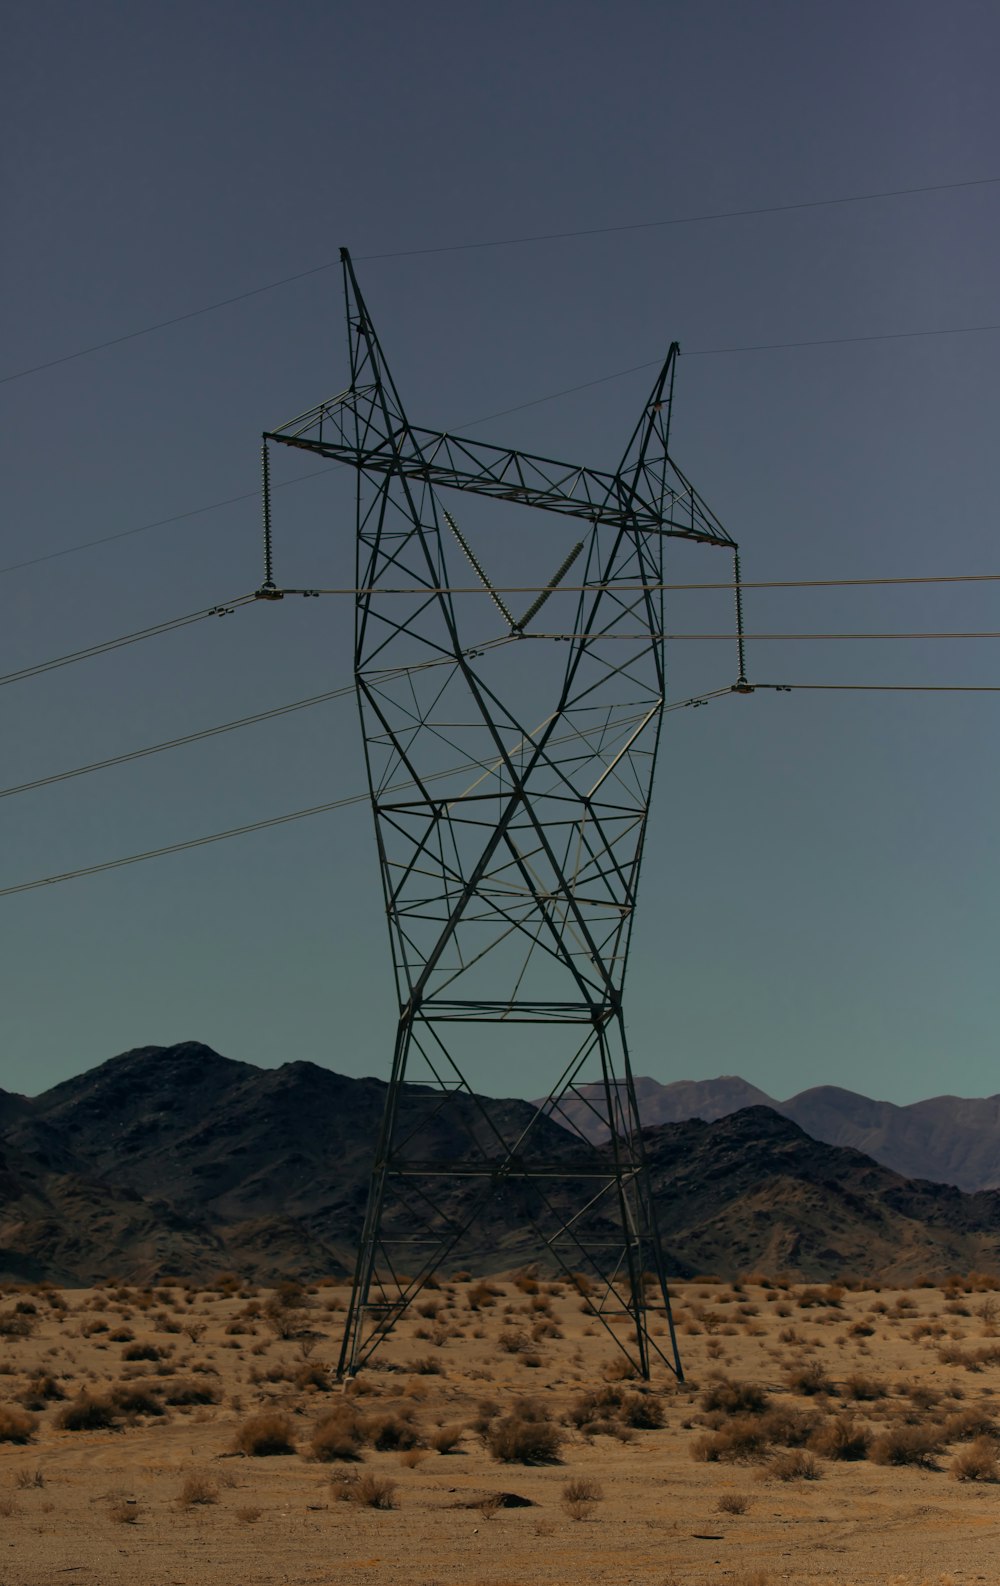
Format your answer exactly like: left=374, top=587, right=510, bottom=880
left=108, top=1500, right=140, bottom=1524
left=108, top=1328, right=134, bottom=1343
left=55, top=1393, right=121, bottom=1432
left=758, top=1406, right=821, bottom=1448
left=161, top=1377, right=220, bottom=1406
left=233, top=1411, right=296, bottom=1456
left=352, top=1473, right=397, bottom=1509
left=264, top=1298, right=303, bottom=1340
left=498, top=1328, right=529, bottom=1354
left=762, top=1449, right=821, bottom=1481
left=562, top=1477, right=603, bottom=1502
left=617, top=1391, right=665, bottom=1429
left=903, top=1382, right=942, bottom=1412
left=561, top=1476, right=603, bottom=1519
left=109, top=1383, right=165, bottom=1418
left=842, top=1372, right=886, bottom=1402
left=471, top=1398, right=500, bottom=1434
left=236, top=1505, right=262, bottom=1523
left=690, top=1415, right=773, bottom=1463
left=310, top=1406, right=364, bottom=1463
left=784, top=1362, right=835, bottom=1397
left=294, top=1363, right=331, bottom=1393
left=363, top=1410, right=422, bottom=1451
left=849, top=1319, right=876, bottom=1337
left=951, top=1437, right=999, bottom=1482
left=18, top=1373, right=66, bottom=1410
left=486, top=1402, right=562, bottom=1464
left=701, top=1378, right=770, bottom=1416
left=122, top=1342, right=162, bottom=1362
left=602, top=1355, right=640, bottom=1382
left=0, top=1313, right=34, bottom=1340
left=942, top=1406, right=999, bottom=1442
left=716, top=1492, right=750, bottom=1514
left=567, top=1383, right=663, bottom=1434
left=179, top=1473, right=219, bottom=1506
left=429, top=1422, right=464, bottom=1453
left=531, top=1318, right=562, bottom=1341
left=0, top=1405, right=36, bottom=1443
left=809, top=1414, right=871, bottom=1462
left=869, top=1425, right=941, bottom=1468
left=465, top=1280, right=502, bottom=1311
left=404, top=1356, right=442, bottom=1376
left=796, top=1285, right=842, bottom=1309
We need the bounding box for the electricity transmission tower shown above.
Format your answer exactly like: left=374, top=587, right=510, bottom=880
left=264, top=249, right=736, bottom=1380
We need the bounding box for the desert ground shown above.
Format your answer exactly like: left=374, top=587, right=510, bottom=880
left=2, top=1271, right=1000, bottom=1586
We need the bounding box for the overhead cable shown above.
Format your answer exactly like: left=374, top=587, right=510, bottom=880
left=0, top=469, right=329, bottom=577
left=0, top=685, right=355, bottom=800
left=4, top=175, right=997, bottom=385
left=0, top=594, right=257, bottom=690
left=755, top=682, right=1000, bottom=693
left=0, top=689, right=733, bottom=898
left=0, top=644, right=491, bottom=798
left=297, top=573, right=1000, bottom=595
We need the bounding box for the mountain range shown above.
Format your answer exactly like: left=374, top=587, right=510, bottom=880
left=544, top=1074, right=1000, bottom=1193
left=3, top=1042, right=1000, bottom=1288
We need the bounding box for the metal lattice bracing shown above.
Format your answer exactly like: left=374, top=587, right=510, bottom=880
left=266, top=250, right=735, bottom=1380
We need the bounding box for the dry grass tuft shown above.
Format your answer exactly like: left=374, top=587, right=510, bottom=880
left=486, top=1400, right=562, bottom=1464
left=784, top=1361, right=836, bottom=1396
left=0, top=1405, right=36, bottom=1443
left=352, top=1473, right=398, bottom=1509
left=690, top=1415, right=772, bottom=1464
left=233, top=1410, right=296, bottom=1456
left=701, top=1377, right=770, bottom=1416
left=108, top=1500, right=141, bottom=1524
left=809, top=1413, right=872, bottom=1462
left=759, top=1449, right=821, bottom=1482
left=363, top=1409, right=422, bottom=1450
left=178, top=1472, right=219, bottom=1506
left=869, top=1424, right=941, bottom=1468
left=429, top=1422, right=464, bottom=1453
left=717, top=1491, right=751, bottom=1514
left=54, top=1393, right=120, bottom=1432
left=951, top=1437, right=999, bottom=1482
left=561, top=1476, right=603, bottom=1519
left=310, top=1405, right=363, bottom=1462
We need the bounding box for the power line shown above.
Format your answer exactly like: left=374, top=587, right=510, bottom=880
left=0, top=594, right=258, bottom=689
left=3, top=175, right=996, bottom=385
left=0, top=641, right=498, bottom=797
left=0, top=469, right=330, bottom=577
left=4, top=674, right=997, bottom=898
left=297, top=573, right=1000, bottom=595
left=686, top=322, right=1000, bottom=359
left=0, top=689, right=734, bottom=897
left=756, top=682, right=1000, bottom=692
left=526, top=630, right=1000, bottom=642
left=0, top=684, right=355, bottom=800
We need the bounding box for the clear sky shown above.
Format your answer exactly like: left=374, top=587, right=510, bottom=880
left=3, top=0, right=998, bottom=1106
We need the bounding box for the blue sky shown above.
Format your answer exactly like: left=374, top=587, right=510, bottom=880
left=3, top=0, right=998, bottom=1104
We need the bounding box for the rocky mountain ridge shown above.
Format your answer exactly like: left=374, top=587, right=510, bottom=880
left=4, top=1043, right=1000, bottom=1287
left=546, top=1074, right=1000, bottom=1192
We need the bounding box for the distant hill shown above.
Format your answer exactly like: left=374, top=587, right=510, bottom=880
left=5, top=1043, right=1000, bottom=1286
left=545, top=1075, right=1000, bottom=1192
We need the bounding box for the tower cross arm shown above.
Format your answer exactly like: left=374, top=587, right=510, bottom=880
left=265, top=412, right=734, bottom=546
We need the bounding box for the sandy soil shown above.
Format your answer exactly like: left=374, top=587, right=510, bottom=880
left=1, top=1273, right=999, bottom=1586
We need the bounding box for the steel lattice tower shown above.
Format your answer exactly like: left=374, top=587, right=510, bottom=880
left=265, top=250, right=736, bottom=1380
